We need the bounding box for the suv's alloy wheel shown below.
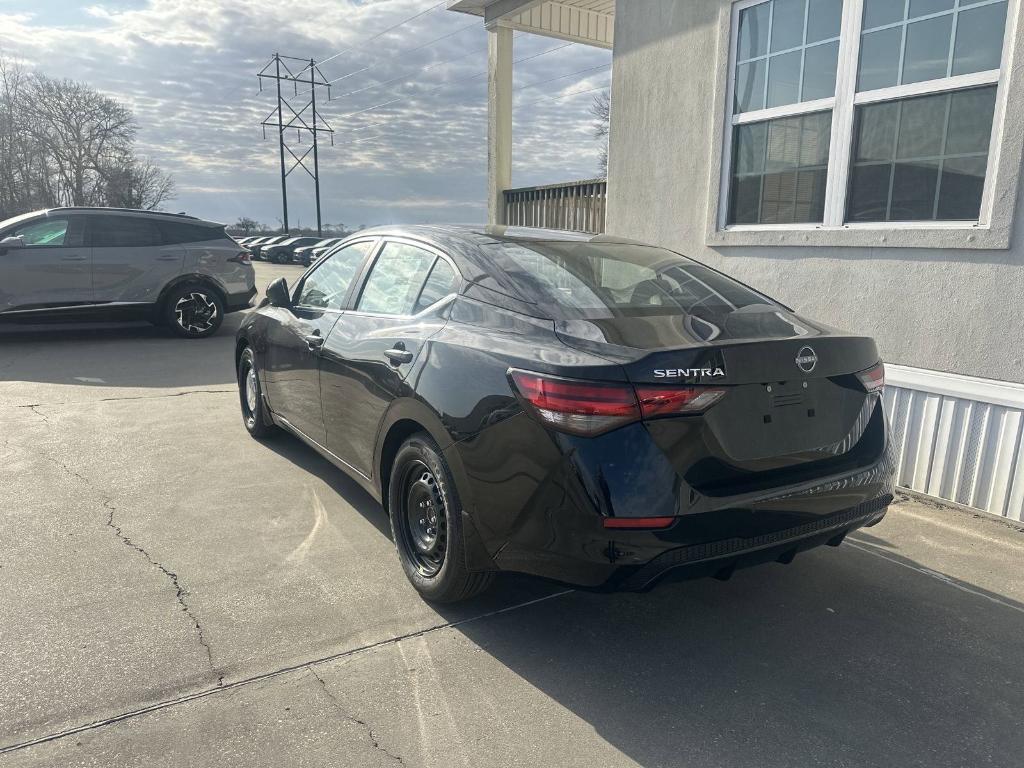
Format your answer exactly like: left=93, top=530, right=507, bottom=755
left=165, top=285, right=225, bottom=338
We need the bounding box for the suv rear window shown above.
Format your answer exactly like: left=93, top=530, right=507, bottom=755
left=481, top=241, right=790, bottom=340
left=159, top=221, right=223, bottom=244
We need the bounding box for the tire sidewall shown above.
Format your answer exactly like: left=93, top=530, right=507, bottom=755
left=388, top=437, right=464, bottom=599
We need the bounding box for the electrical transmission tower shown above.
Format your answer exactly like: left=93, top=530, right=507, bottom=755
left=257, top=54, right=334, bottom=235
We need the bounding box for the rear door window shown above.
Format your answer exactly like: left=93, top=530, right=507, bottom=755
left=295, top=240, right=376, bottom=310
left=91, top=216, right=163, bottom=248
left=412, top=258, right=459, bottom=313
left=356, top=242, right=439, bottom=316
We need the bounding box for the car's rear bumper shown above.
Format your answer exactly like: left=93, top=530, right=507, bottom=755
left=226, top=286, right=257, bottom=313
left=448, top=404, right=897, bottom=590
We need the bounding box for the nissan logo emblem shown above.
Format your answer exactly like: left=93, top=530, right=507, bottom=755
left=796, top=346, right=818, bottom=374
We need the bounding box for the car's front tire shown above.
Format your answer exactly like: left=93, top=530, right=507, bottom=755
left=164, top=284, right=224, bottom=338
left=237, top=346, right=277, bottom=438
left=389, top=435, right=494, bottom=603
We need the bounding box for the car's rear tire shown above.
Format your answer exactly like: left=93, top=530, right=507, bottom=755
left=164, top=284, right=224, bottom=338
left=238, top=346, right=277, bottom=438
left=388, top=434, right=494, bottom=603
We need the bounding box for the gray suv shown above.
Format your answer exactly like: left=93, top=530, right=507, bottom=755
left=0, top=207, right=256, bottom=338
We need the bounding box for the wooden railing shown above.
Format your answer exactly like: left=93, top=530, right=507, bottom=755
left=503, top=179, right=607, bottom=234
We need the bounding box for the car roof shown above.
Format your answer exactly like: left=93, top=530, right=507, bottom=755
left=328, top=225, right=651, bottom=316
left=0, top=207, right=223, bottom=229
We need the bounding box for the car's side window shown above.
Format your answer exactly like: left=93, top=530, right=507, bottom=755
left=10, top=217, right=71, bottom=247
left=91, top=216, right=163, bottom=248
left=295, top=240, right=376, bottom=310
left=356, top=242, right=439, bottom=316
left=412, top=258, right=459, bottom=314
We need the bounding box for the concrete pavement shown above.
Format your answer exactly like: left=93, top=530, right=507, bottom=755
left=1, top=262, right=1022, bottom=767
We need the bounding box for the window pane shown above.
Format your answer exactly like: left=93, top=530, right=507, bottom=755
left=738, top=2, right=770, bottom=59
left=908, top=0, right=954, bottom=19
left=357, top=242, right=437, bottom=315
left=847, top=164, right=893, bottom=221
left=945, top=87, right=996, bottom=155
left=863, top=0, right=904, bottom=29
left=858, top=27, right=902, bottom=91
left=730, top=176, right=763, bottom=224
left=952, top=1, right=1008, bottom=76
left=413, top=259, right=459, bottom=314
left=896, top=92, right=947, bottom=158
left=854, top=101, right=898, bottom=162
left=734, top=122, right=768, bottom=174
left=770, top=0, right=805, bottom=52
left=13, top=218, right=68, bottom=246
left=735, top=60, right=766, bottom=113
left=802, top=40, right=839, bottom=100
left=728, top=111, right=831, bottom=225
left=806, top=0, right=842, bottom=43
left=296, top=241, right=374, bottom=310
left=891, top=160, right=941, bottom=219
left=902, top=15, right=953, bottom=84
left=846, top=86, right=996, bottom=223
left=766, top=50, right=802, bottom=108
left=937, top=156, right=988, bottom=219
left=92, top=216, right=161, bottom=248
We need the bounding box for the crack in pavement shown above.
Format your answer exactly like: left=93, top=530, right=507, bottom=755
left=6, top=403, right=222, bottom=686
left=6, top=389, right=233, bottom=410
left=0, top=589, right=575, bottom=757
left=307, top=666, right=404, bottom=764
left=104, top=499, right=222, bottom=686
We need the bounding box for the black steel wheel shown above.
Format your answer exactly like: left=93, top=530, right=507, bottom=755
left=388, top=434, right=494, bottom=602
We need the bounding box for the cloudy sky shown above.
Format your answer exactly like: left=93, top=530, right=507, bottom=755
left=0, top=0, right=611, bottom=229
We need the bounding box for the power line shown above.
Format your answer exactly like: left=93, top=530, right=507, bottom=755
left=329, top=40, right=575, bottom=104
left=308, top=0, right=448, bottom=71
left=517, top=83, right=611, bottom=112
left=296, top=20, right=481, bottom=96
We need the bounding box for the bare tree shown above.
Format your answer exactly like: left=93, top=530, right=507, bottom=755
left=591, top=91, right=610, bottom=178
left=0, top=57, right=175, bottom=219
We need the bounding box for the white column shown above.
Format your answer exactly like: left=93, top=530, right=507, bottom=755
left=487, top=26, right=513, bottom=227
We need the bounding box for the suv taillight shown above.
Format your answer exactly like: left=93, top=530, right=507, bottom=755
left=229, top=251, right=251, bottom=265
left=508, top=369, right=726, bottom=436
left=856, top=362, right=885, bottom=394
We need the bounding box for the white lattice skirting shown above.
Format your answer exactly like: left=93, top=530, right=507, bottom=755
left=884, top=365, right=1024, bottom=521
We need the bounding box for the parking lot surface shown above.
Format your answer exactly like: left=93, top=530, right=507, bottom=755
left=1, top=262, right=1022, bottom=767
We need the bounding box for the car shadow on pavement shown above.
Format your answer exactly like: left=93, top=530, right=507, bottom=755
left=444, top=542, right=1024, bottom=768
left=0, top=314, right=244, bottom=390
left=255, top=426, right=1024, bottom=767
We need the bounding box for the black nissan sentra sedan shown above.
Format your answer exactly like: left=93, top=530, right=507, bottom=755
left=236, top=226, right=895, bottom=602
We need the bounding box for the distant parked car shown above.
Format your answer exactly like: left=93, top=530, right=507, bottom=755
left=262, top=236, right=324, bottom=264
left=294, top=237, right=343, bottom=266
left=249, top=236, right=288, bottom=261
left=0, top=207, right=255, bottom=338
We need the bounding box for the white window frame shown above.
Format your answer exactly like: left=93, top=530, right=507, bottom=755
left=711, top=0, right=1020, bottom=247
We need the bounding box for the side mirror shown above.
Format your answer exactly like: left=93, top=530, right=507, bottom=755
left=266, top=277, right=291, bottom=308
left=0, top=235, right=25, bottom=255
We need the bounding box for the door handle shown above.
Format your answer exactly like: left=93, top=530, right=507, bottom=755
left=305, top=334, right=325, bottom=351
left=384, top=347, right=414, bottom=365
left=61, top=254, right=87, bottom=261
left=157, top=254, right=180, bottom=261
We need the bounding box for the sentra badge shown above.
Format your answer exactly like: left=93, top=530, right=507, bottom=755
left=654, top=367, right=726, bottom=378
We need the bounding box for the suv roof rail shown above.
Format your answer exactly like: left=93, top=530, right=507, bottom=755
left=48, top=207, right=208, bottom=222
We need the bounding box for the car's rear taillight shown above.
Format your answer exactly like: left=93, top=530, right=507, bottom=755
left=856, top=362, right=885, bottom=394
left=229, top=251, right=251, bottom=265
left=509, top=369, right=726, bottom=436
left=509, top=369, right=639, bottom=436
left=635, top=386, right=726, bottom=418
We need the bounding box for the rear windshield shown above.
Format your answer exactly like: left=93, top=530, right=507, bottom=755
left=481, top=241, right=780, bottom=323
